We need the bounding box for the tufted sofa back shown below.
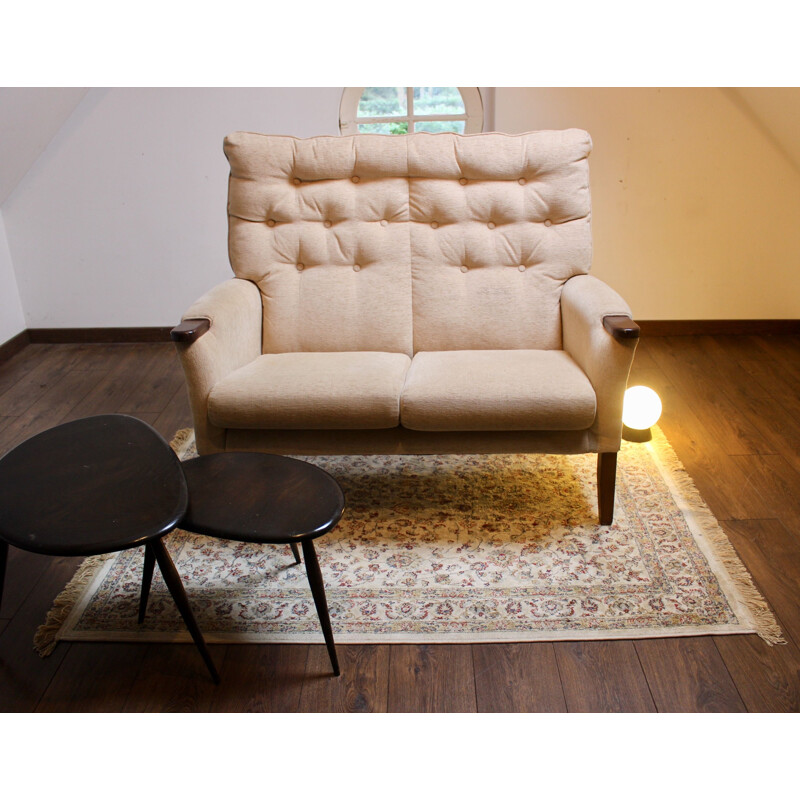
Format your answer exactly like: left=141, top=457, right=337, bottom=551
left=224, top=129, right=593, bottom=355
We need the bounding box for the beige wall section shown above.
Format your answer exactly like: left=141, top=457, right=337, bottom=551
left=495, top=88, right=800, bottom=320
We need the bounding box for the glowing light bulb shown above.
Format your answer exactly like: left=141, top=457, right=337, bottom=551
left=623, top=386, right=662, bottom=430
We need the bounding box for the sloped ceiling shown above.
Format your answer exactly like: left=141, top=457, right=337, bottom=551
left=729, top=87, right=800, bottom=173
left=0, top=87, right=88, bottom=206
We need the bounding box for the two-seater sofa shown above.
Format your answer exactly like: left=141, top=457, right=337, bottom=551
left=172, top=129, right=639, bottom=523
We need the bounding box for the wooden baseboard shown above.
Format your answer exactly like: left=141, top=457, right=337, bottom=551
left=2, top=320, right=798, bottom=366
left=637, top=319, right=800, bottom=336
left=27, top=327, right=173, bottom=344
left=0, top=329, right=31, bottom=363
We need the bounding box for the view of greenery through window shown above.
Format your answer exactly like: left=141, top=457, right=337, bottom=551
left=356, top=87, right=467, bottom=134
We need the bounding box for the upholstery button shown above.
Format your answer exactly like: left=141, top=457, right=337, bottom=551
left=266, top=219, right=276, bottom=227
left=324, top=220, right=332, bottom=228
left=487, top=221, right=496, bottom=230
left=459, top=177, right=468, bottom=185
left=380, top=219, right=388, bottom=227
left=293, top=178, right=301, bottom=185
left=353, top=264, right=361, bottom=272
left=351, top=176, right=360, bottom=183
left=296, top=263, right=304, bottom=271
left=544, top=219, right=552, bottom=227
left=431, top=221, right=439, bottom=229
left=460, top=265, right=469, bottom=273
left=518, top=265, right=526, bottom=272
left=518, top=178, right=526, bottom=185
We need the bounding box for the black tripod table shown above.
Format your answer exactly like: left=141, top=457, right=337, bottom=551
left=0, top=414, right=219, bottom=683
left=139, top=452, right=345, bottom=676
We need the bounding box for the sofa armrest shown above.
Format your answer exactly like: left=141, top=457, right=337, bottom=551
left=173, top=278, right=262, bottom=453
left=561, top=275, right=639, bottom=451
left=602, top=315, right=640, bottom=342
left=171, top=318, right=211, bottom=343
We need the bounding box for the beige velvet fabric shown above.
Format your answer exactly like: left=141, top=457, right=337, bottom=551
left=207, top=351, right=411, bottom=430
left=175, top=130, right=638, bottom=459
left=400, top=350, right=596, bottom=431
left=408, top=130, right=592, bottom=352
left=224, top=130, right=592, bottom=355
left=225, top=133, right=413, bottom=356
left=561, top=274, right=637, bottom=451
left=175, top=278, right=262, bottom=452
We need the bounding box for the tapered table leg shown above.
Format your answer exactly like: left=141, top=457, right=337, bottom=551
left=150, top=537, right=220, bottom=684
left=301, top=539, right=339, bottom=676
left=0, top=541, right=8, bottom=609
left=138, top=542, right=156, bottom=623
left=290, top=541, right=301, bottom=564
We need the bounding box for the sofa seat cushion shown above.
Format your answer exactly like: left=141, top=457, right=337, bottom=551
left=400, top=350, right=596, bottom=431
left=208, top=352, right=411, bottom=430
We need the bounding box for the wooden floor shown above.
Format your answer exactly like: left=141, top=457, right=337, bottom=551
left=1, top=335, right=799, bottom=713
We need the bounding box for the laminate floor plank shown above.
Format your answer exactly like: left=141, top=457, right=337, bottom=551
left=0, top=344, right=58, bottom=398
left=0, top=344, right=90, bottom=417
left=299, top=644, right=390, bottom=713
left=0, top=369, right=108, bottom=455
left=209, top=644, right=308, bottom=712
left=2, top=337, right=800, bottom=713
left=720, top=519, right=800, bottom=649
left=473, top=643, right=566, bottom=712
left=0, top=548, right=56, bottom=620
left=648, top=337, right=772, bottom=457
left=118, top=345, right=186, bottom=415
left=388, top=644, right=476, bottom=712
left=123, top=643, right=227, bottom=712
left=0, top=554, right=84, bottom=712
left=728, top=454, right=800, bottom=534
left=152, top=385, right=193, bottom=443
left=36, top=643, right=146, bottom=712
left=714, top=634, right=800, bottom=713
left=627, top=339, right=659, bottom=371
left=635, top=637, right=747, bottom=712
left=554, top=641, right=656, bottom=712
left=59, top=346, right=167, bottom=422
left=653, top=384, right=776, bottom=522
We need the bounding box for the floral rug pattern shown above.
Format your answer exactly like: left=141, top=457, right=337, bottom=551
left=40, top=427, right=782, bottom=650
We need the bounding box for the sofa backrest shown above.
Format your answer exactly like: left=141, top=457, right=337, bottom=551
left=224, top=129, right=593, bottom=355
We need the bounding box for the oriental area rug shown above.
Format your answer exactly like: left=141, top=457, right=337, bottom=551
left=35, top=427, right=783, bottom=655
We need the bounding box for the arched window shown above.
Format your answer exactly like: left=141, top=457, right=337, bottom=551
left=340, top=87, right=483, bottom=135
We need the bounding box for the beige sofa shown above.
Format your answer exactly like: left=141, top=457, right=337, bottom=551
left=172, top=129, right=639, bottom=523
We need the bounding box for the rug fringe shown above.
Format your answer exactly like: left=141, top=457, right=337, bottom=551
left=646, top=427, right=785, bottom=646
left=33, top=552, right=116, bottom=656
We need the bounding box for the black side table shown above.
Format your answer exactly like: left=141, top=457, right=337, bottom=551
left=0, top=415, right=219, bottom=683
left=140, top=452, right=345, bottom=676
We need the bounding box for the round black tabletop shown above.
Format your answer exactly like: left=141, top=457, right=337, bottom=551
left=179, top=452, right=345, bottom=544
left=0, top=415, right=188, bottom=556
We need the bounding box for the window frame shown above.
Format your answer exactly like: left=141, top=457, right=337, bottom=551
left=339, top=87, right=484, bottom=135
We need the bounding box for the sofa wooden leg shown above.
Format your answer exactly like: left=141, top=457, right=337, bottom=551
left=597, top=452, right=617, bottom=525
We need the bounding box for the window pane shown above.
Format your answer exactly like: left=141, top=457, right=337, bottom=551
left=358, top=121, right=409, bottom=134
left=414, top=120, right=466, bottom=134
left=357, top=87, right=407, bottom=118
left=413, top=87, right=465, bottom=116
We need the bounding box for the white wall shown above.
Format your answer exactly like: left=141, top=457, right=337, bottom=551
left=3, top=88, right=342, bottom=328
left=4, top=87, right=800, bottom=328
left=495, top=87, right=800, bottom=320
left=0, top=88, right=88, bottom=205
left=0, top=211, right=26, bottom=342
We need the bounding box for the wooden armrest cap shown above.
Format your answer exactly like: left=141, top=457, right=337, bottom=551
left=171, top=318, right=210, bottom=343
left=603, top=315, right=641, bottom=341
